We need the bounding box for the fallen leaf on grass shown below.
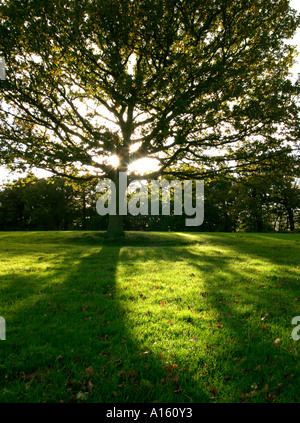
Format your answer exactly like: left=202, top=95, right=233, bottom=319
left=261, top=324, right=268, bottom=330
left=76, top=391, right=89, bottom=401
left=242, top=391, right=256, bottom=401
left=207, top=386, right=218, bottom=395
left=174, top=388, right=184, bottom=394
left=263, top=384, right=269, bottom=391
left=20, top=370, right=42, bottom=382
left=86, top=366, right=94, bottom=377
left=261, top=312, right=272, bottom=321
left=81, top=306, right=89, bottom=312
left=87, top=380, right=93, bottom=392
left=266, top=391, right=277, bottom=402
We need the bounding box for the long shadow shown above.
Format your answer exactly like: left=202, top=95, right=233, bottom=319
left=0, top=233, right=210, bottom=403
left=0, top=231, right=299, bottom=403
left=120, top=232, right=300, bottom=402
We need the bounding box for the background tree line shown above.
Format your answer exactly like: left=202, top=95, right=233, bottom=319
left=0, top=169, right=299, bottom=233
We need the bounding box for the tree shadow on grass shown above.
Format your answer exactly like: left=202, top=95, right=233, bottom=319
left=126, top=233, right=300, bottom=403
left=0, top=231, right=299, bottom=403
left=0, top=233, right=210, bottom=403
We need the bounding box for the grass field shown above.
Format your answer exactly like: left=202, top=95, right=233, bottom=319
left=0, top=231, right=299, bottom=403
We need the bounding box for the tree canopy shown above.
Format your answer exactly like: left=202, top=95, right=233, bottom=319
left=0, top=0, right=299, bottom=235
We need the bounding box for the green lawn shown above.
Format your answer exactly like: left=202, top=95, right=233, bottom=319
left=0, top=231, right=299, bottom=403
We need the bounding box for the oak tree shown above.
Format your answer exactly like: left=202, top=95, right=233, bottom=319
left=0, top=0, right=299, bottom=236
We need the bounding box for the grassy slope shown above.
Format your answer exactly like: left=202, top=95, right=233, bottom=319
left=0, top=231, right=299, bottom=403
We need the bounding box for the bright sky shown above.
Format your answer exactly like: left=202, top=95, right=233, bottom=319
left=1, top=1, right=300, bottom=186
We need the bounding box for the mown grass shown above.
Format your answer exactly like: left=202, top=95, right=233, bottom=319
left=0, top=231, right=299, bottom=403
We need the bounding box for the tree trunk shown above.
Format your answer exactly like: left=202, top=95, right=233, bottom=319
left=107, top=214, right=124, bottom=238
left=105, top=165, right=128, bottom=239
left=82, top=186, right=87, bottom=230
left=287, top=207, right=295, bottom=232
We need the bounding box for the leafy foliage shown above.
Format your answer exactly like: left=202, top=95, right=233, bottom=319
left=0, top=176, right=106, bottom=230
left=0, top=0, right=299, bottom=183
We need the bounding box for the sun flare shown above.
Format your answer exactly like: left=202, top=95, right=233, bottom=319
left=106, top=153, right=159, bottom=175
left=129, top=158, right=159, bottom=175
